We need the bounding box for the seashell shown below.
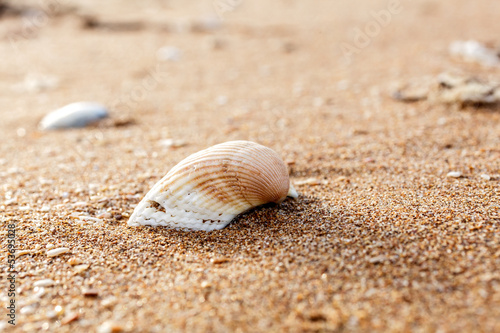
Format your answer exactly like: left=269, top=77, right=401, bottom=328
left=446, top=171, right=462, bottom=178
left=449, top=40, right=500, bottom=67
left=46, top=247, right=70, bottom=257
left=33, top=279, right=56, bottom=287
left=393, top=73, right=500, bottom=106
left=128, top=140, right=298, bottom=231
left=39, top=102, right=109, bottom=130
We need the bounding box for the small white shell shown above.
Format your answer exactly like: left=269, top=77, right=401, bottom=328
left=446, top=171, right=462, bottom=178
left=33, top=279, right=56, bottom=287
left=449, top=40, right=500, bottom=67
left=46, top=247, right=70, bottom=257
left=39, top=102, right=109, bottom=130
left=128, top=141, right=298, bottom=231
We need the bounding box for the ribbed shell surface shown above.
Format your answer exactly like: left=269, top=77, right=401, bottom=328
left=128, top=141, right=293, bottom=231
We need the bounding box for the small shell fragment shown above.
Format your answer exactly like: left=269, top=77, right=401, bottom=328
left=159, top=138, right=187, bottom=149
left=73, top=264, right=90, bottom=273
left=33, top=279, right=56, bottom=287
left=393, top=73, right=500, bottom=106
left=294, top=178, right=325, bottom=186
left=435, top=74, right=500, bottom=105
left=82, top=288, right=99, bottom=297
left=68, top=258, right=83, bottom=266
left=128, top=141, right=298, bottom=231
left=76, top=216, right=103, bottom=223
left=211, top=257, right=231, bottom=264
left=446, top=171, right=462, bottom=178
left=4, top=198, right=17, bottom=206
left=61, top=312, right=79, bottom=325
left=39, top=102, right=109, bottom=130
left=47, top=247, right=70, bottom=257
left=97, top=321, right=124, bottom=333
left=480, top=174, right=491, bottom=181
left=449, top=40, right=500, bottom=67
left=16, top=250, right=32, bottom=258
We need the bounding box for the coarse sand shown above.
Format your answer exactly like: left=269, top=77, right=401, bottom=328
left=1, top=0, right=499, bottom=332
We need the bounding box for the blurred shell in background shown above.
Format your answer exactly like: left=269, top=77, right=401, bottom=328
left=39, top=102, right=109, bottom=130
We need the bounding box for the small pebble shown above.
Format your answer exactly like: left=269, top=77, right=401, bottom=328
left=97, top=212, right=113, bottom=219
left=157, top=46, right=182, bottom=61
left=480, top=174, right=491, bottom=181
left=74, top=264, right=90, bottom=273
left=200, top=281, right=212, bottom=289
left=16, top=127, right=26, bottom=137
left=3, top=198, right=17, bottom=206
left=68, top=258, right=83, bottom=266
left=159, top=139, right=187, bottom=149
left=21, top=73, right=59, bottom=92
left=61, top=312, right=79, bottom=325
left=216, top=95, right=228, bottom=105
left=211, top=257, right=231, bottom=264
left=45, top=310, right=58, bottom=319
left=101, top=297, right=118, bottom=308
left=368, top=255, right=388, bottom=264
left=97, top=321, right=124, bottom=333
left=282, top=41, right=297, bottom=53
left=207, top=37, right=226, bottom=50
left=39, top=102, right=109, bottom=130
left=83, top=288, right=99, bottom=297
left=363, top=157, right=375, bottom=163
left=54, top=305, right=64, bottom=316
left=446, top=171, right=462, bottom=178
left=47, top=247, right=70, bottom=257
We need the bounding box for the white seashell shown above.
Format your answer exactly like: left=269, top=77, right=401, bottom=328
left=46, top=247, right=70, bottom=257
left=73, top=264, right=90, bottom=273
left=16, top=250, right=32, bottom=258
left=128, top=140, right=298, bottom=231
left=39, top=102, right=109, bottom=130
left=449, top=40, right=500, bottom=67
left=446, top=171, right=462, bottom=178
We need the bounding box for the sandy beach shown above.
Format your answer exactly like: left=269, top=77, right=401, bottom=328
left=1, top=0, right=499, bottom=332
